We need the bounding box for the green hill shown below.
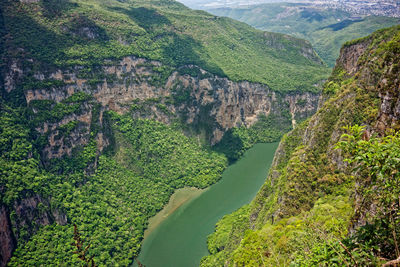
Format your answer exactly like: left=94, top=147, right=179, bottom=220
left=207, top=3, right=399, bottom=67
left=2, top=0, right=329, bottom=92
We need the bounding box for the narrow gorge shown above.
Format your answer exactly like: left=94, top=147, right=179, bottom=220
left=0, top=0, right=328, bottom=265
left=1, top=0, right=399, bottom=266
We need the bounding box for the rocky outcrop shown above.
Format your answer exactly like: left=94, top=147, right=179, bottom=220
left=0, top=205, right=16, bottom=267
left=336, top=39, right=371, bottom=75
left=337, top=32, right=400, bottom=133
left=11, top=195, right=67, bottom=241
left=377, top=90, right=400, bottom=132
left=373, top=57, right=400, bottom=133
left=4, top=60, right=24, bottom=93
left=0, top=195, right=67, bottom=266
left=166, top=70, right=319, bottom=143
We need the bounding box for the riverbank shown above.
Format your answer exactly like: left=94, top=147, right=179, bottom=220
left=144, top=187, right=206, bottom=239
left=137, top=143, right=279, bottom=267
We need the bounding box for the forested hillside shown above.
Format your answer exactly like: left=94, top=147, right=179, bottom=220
left=207, top=3, right=399, bottom=67
left=202, top=25, right=400, bottom=266
left=0, top=0, right=330, bottom=266
left=2, top=0, right=328, bottom=92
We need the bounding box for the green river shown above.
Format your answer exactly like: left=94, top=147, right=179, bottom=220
left=136, top=142, right=279, bottom=267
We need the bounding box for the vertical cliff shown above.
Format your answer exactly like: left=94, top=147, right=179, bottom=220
left=202, top=25, right=400, bottom=266
left=0, top=205, right=15, bottom=267
left=21, top=58, right=320, bottom=159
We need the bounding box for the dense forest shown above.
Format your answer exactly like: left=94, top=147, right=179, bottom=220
left=1, top=100, right=228, bottom=265
left=2, top=0, right=329, bottom=92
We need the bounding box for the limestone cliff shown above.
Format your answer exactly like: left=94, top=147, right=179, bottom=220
left=13, top=57, right=320, bottom=159
left=0, top=205, right=15, bottom=267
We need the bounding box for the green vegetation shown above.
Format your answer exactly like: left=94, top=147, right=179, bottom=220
left=110, top=113, right=227, bottom=188
left=201, top=205, right=251, bottom=266
left=28, top=92, right=93, bottom=126
left=207, top=3, right=399, bottom=67
left=290, top=126, right=400, bottom=266
left=5, top=1, right=398, bottom=266
left=215, top=113, right=292, bottom=161
left=202, top=194, right=353, bottom=266
left=0, top=0, right=331, bottom=264
left=2, top=0, right=329, bottom=92
left=202, top=25, right=400, bottom=266
left=0, top=102, right=51, bottom=207
left=4, top=103, right=226, bottom=265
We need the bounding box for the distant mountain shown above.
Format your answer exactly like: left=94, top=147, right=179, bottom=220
left=182, top=0, right=400, bottom=18
left=178, top=0, right=283, bottom=9
left=207, top=3, right=399, bottom=66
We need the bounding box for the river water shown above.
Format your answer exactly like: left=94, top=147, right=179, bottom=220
left=136, top=142, right=278, bottom=267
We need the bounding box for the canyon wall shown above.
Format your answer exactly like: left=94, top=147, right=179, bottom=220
left=15, top=56, right=321, bottom=158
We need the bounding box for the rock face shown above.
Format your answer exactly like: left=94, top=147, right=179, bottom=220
left=11, top=195, right=67, bottom=241
left=0, top=205, right=16, bottom=267
left=0, top=195, right=67, bottom=266
left=20, top=56, right=320, bottom=155
left=372, top=55, right=400, bottom=133
left=337, top=35, right=400, bottom=133
left=164, top=70, right=319, bottom=144
left=336, top=40, right=371, bottom=76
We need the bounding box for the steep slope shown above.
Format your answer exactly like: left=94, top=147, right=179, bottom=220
left=0, top=0, right=329, bottom=266
left=2, top=0, right=328, bottom=92
left=207, top=3, right=399, bottom=67
left=202, top=25, right=400, bottom=266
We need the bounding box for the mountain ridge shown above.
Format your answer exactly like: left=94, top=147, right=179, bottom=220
left=206, top=3, right=399, bottom=66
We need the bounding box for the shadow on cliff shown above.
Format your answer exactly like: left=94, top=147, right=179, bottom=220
left=111, top=6, right=171, bottom=31
left=213, top=129, right=245, bottom=163
left=0, top=2, right=6, bottom=96
left=40, top=0, right=78, bottom=18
